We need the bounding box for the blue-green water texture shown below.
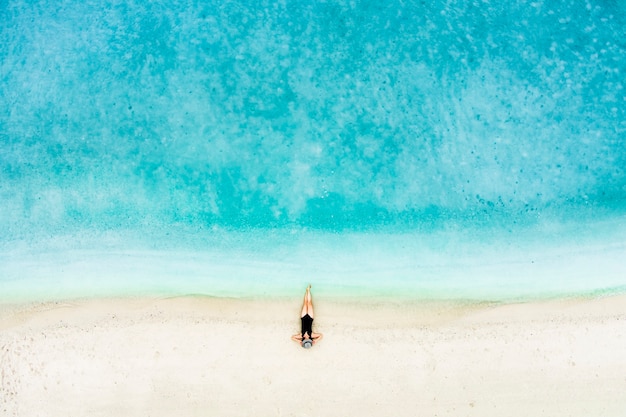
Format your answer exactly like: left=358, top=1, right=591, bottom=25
left=1, top=0, right=626, bottom=303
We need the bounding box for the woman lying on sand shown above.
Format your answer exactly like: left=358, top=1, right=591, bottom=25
left=291, top=285, right=323, bottom=348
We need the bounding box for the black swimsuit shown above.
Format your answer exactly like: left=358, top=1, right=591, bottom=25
left=301, top=314, right=313, bottom=339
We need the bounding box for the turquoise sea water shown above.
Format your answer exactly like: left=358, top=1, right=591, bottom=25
left=1, top=0, right=625, bottom=303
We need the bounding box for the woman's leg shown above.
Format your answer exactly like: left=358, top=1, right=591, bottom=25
left=300, top=285, right=314, bottom=318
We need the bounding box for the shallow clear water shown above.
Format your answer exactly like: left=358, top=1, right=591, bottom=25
left=1, top=0, right=625, bottom=302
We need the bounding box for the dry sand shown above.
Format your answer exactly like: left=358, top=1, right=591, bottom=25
left=1, top=293, right=625, bottom=417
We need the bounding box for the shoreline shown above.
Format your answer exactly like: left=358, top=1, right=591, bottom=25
left=2, top=294, right=626, bottom=416
left=3, top=223, right=625, bottom=305
left=2, top=290, right=625, bottom=333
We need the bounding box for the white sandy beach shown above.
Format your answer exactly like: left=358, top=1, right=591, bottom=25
left=1, top=294, right=625, bottom=417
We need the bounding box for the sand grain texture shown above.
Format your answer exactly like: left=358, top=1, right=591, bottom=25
left=1, top=295, right=625, bottom=417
